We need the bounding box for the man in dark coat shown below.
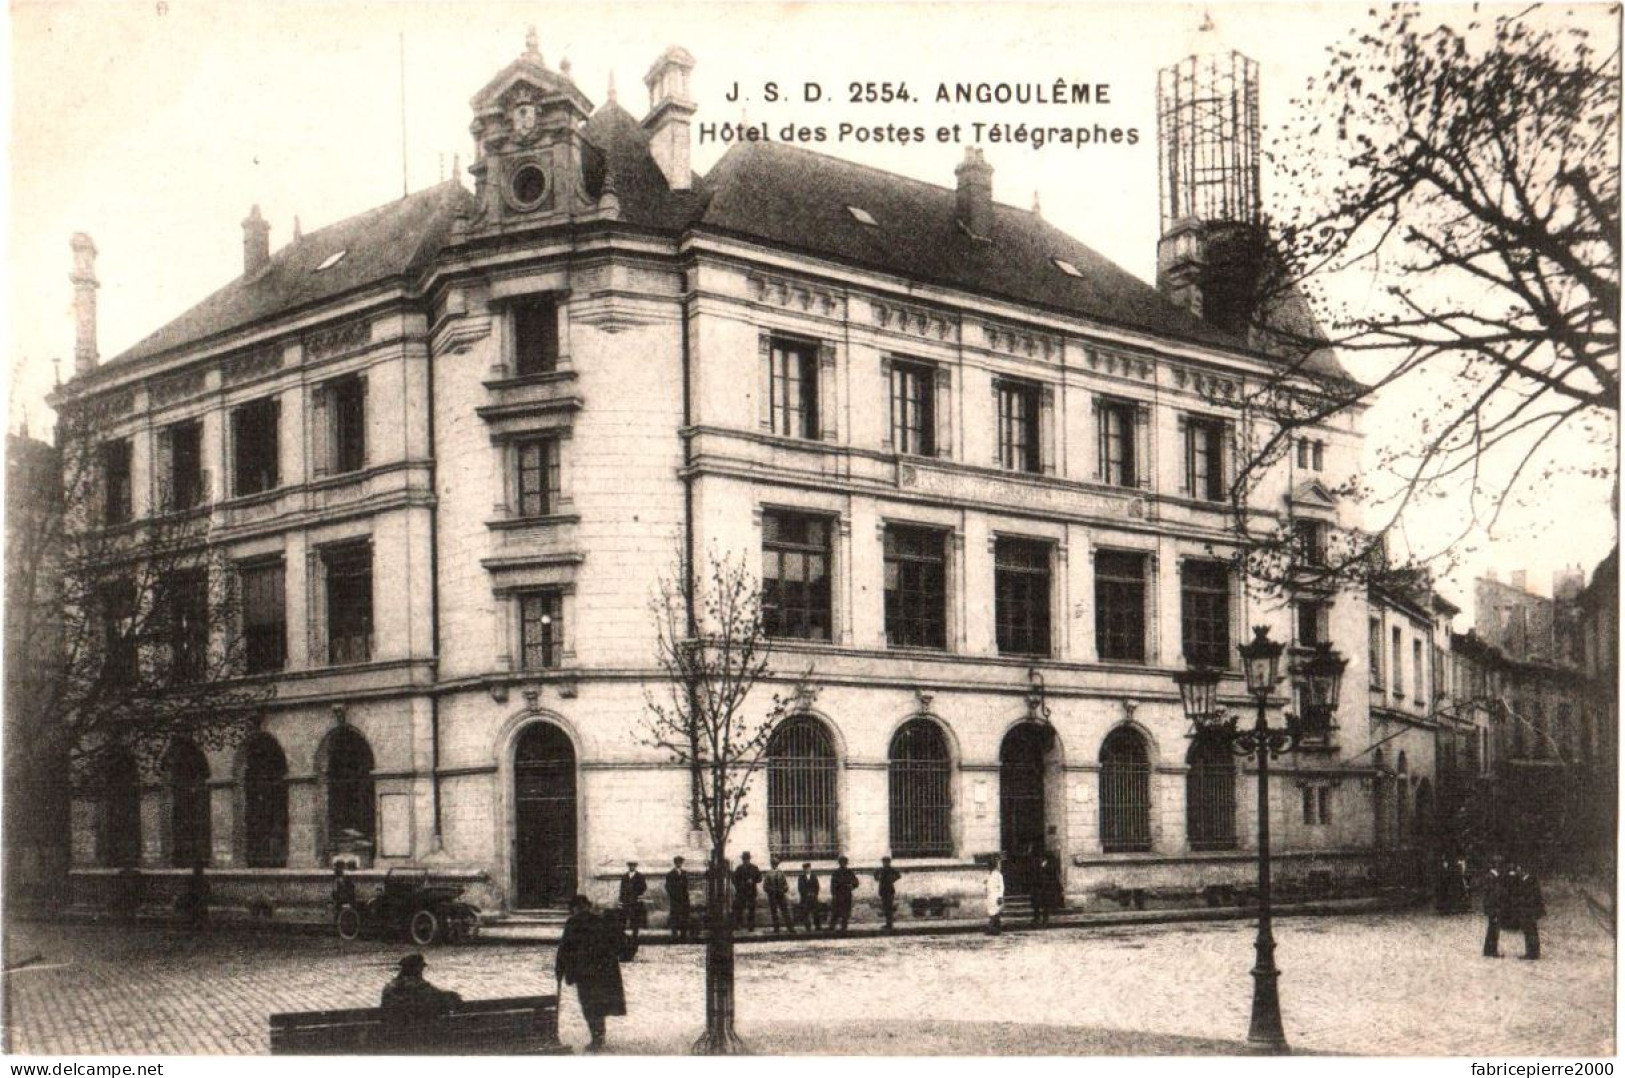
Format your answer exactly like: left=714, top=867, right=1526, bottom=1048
left=796, top=862, right=823, bottom=931
left=1510, top=863, right=1546, bottom=959
left=618, top=861, right=648, bottom=951
left=555, top=895, right=626, bottom=1053
left=1033, top=851, right=1063, bottom=926
left=1482, top=854, right=1510, bottom=957
left=731, top=851, right=763, bottom=931
left=874, top=857, right=902, bottom=931
left=381, top=953, right=462, bottom=1021
left=764, top=858, right=793, bottom=933
left=664, top=856, right=692, bottom=941
left=830, top=855, right=860, bottom=933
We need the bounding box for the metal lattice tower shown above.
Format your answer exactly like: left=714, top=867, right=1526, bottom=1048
left=1156, top=47, right=1260, bottom=232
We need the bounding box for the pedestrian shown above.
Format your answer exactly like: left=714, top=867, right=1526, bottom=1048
left=1510, top=862, right=1546, bottom=960
left=177, top=863, right=210, bottom=930
left=618, top=861, right=648, bottom=952
left=874, top=856, right=902, bottom=932
left=380, top=953, right=462, bottom=1021
left=555, top=895, right=627, bottom=1053
left=796, top=862, right=823, bottom=931
left=985, top=857, right=1006, bottom=935
left=332, top=862, right=357, bottom=915
left=764, top=857, right=793, bottom=933
left=830, top=855, right=860, bottom=933
left=664, top=855, right=692, bottom=942
left=731, top=851, right=762, bottom=931
left=1482, top=853, right=1509, bottom=958
left=1034, top=851, right=1062, bottom=926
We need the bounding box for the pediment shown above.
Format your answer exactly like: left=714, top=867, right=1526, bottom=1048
left=472, top=58, right=592, bottom=118
left=1289, top=479, right=1339, bottom=509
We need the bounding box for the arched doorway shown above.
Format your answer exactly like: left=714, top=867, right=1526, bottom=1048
left=514, top=723, right=576, bottom=908
left=165, top=740, right=211, bottom=867
left=999, top=724, right=1050, bottom=896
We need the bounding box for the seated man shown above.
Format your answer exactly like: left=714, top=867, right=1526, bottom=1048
left=380, top=953, right=462, bottom=1021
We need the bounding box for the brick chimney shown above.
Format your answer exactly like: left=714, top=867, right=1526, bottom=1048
left=69, top=233, right=99, bottom=376
left=242, top=204, right=271, bottom=276
left=642, top=47, right=696, bottom=191
left=955, top=147, right=994, bottom=240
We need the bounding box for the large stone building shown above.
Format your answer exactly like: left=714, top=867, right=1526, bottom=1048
left=55, top=34, right=1401, bottom=919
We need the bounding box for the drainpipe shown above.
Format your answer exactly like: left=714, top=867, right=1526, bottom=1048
left=680, top=265, right=701, bottom=831
left=426, top=329, right=444, bottom=851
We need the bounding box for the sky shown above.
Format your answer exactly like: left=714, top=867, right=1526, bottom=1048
left=7, top=0, right=1618, bottom=623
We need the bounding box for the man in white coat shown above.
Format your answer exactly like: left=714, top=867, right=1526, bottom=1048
left=985, top=857, right=1006, bottom=936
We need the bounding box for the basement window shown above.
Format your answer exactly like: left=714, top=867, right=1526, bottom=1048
left=846, top=206, right=878, bottom=226
left=315, top=250, right=348, bottom=272
left=1052, top=257, right=1083, bottom=278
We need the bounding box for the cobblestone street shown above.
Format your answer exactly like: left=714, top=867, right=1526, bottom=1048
left=4, top=889, right=1613, bottom=1056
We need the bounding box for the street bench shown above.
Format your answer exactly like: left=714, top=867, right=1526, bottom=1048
left=269, top=994, right=568, bottom=1055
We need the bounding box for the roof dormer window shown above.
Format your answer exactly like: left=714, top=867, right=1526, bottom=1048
left=847, top=206, right=878, bottom=226
left=315, top=250, right=347, bottom=272
left=1052, top=257, right=1082, bottom=278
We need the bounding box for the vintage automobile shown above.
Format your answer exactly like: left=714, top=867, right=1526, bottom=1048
left=336, top=868, right=482, bottom=945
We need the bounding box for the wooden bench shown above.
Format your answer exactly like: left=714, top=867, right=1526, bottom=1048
left=270, top=994, right=568, bottom=1055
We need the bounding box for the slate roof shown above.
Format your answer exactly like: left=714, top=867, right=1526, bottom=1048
left=580, top=101, right=706, bottom=231
left=112, top=180, right=471, bottom=366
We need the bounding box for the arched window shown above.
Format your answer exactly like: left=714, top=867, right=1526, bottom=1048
left=1100, top=727, right=1151, bottom=852
left=324, top=727, right=375, bottom=857
left=100, top=751, right=142, bottom=867
left=1186, top=733, right=1236, bottom=851
left=767, top=716, right=838, bottom=860
left=888, top=720, right=952, bottom=857
left=166, top=740, right=211, bottom=867
left=243, top=735, right=289, bottom=868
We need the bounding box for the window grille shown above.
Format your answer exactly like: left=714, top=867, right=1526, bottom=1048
left=1186, top=734, right=1236, bottom=851
left=516, top=438, right=560, bottom=517
left=884, top=525, right=947, bottom=649
left=767, top=716, right=838, bottom=860
left=1098, top=400, right=1137, bottom=486
left=324, top=543, right=373, bottom=665
left=513, top=300, right=559, bottom=376
left=890, top=361, right=935, bottom=456
left=1181, top=560, right=1230, bottom=668
left=1100, top=727, right=1152, bottom=852
left=1095, top=550, right=1147, bottom=662
left=240, top=560, right=286, bottom=674
left=762, top=511, right=832, bottom=641
left=1186, top=417, right=1225, bottom=501
left=995, top=537, right=1051, bottom=656
left=764, top=338, right=820, bottom=439
left=243, top=736, right=289, bottom=868
left=997, top=380, right=1041, bottom=472
left=100, top=752, right=142, bottom=868
left=888, top=719, right=953, bottom=857
left=325, top=727, right=375, bottom=853
left=520, top=591, right=563, bottom=669
left=166, top=741, right=211, bottom=867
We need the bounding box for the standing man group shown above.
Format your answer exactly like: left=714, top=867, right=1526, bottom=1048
left=1482, top=855, right=1546, bottom=960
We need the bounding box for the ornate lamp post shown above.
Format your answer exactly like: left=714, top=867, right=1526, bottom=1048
left=1174, top=627, right=1345, bottom=1054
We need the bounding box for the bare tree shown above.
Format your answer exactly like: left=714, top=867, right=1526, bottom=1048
left=1223, top=4, right=1618, bottom=588
left=6, top=406, right=272, bottom=896
left=642, top=548, right=796, bottom=1054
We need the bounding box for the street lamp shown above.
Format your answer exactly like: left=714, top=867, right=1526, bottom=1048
left=1175, top=625, right=1344, bottom=1054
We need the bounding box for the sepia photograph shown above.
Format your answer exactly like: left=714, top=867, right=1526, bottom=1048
left=3, top=0, right=1617, bottom=1062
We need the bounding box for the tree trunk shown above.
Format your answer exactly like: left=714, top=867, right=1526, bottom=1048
left=693, top=851, right=747, bottom=1054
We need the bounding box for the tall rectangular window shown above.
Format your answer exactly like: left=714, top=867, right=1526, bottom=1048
left=994, top=537, right=1051, bottom=656
left=159, top=569, right=208, bottom=685
left=324, top=375, right=367, bottom=475
left=1293, top=519, right=1326, bottom=567
left=231, top=397, right=280, bottom=497
left=1369, top=617, right=1384, bottom=688
left=1186, top=417, right=1225, bottom=502
left=1181, top=560, right=1231, bottom=668
left=1312, top=441, right=1325, bottom=471
left=100, top=579, right=137, bottom=684
left=883, top=525, right=947, bottom=650
left=161, top=420, right=204, bottom=511
left=1297, top=599, right=1330, bottom=646
left=762, top=511, right=832, bottom=641
left=765, top=338, right=820, bottom=439
left=1098, top=400, right=1137, bottom=487
left=519, top=591, right=563, bottom=669
left=516, top=438, right=561, bottom=517
left=1297, top=439, right=1310, bottom=469
left=324, top=543, right=373, bottom=665
left=1391, top=626, right=1404, bottom=695
left=1095, top=550, right=1147, bottom=663
left=996, top=380, right=1041, bottom=473
left=1413, top=639, right=1425, bottom=702
left=512, top=299, right=559, bottom=376
left=101, top=439, right=132, bottom=524
left=239, top=559, right=286, bottom=675
left=890, top=361, right=935, bottom=456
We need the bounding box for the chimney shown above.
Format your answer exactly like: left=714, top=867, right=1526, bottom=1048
left=242, top=204, right=271, bottom=276
left=955, top=146, right=993, bottom=240
left=69, top=233, right=99, bottom=376
left=642, top=47, right=697, bottom=191
left=1510, top=569, right=1528, bottom=593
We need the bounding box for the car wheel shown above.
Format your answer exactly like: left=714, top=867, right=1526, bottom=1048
left=337, top=905, right=362, bottom=941
left=409, top=909, right=441, bottom=946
